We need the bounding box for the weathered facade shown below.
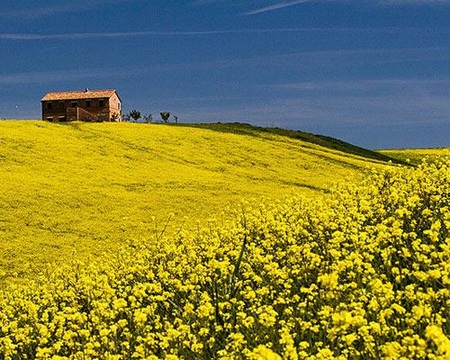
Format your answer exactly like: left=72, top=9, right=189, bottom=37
left=41, top=89, right=122, bottom=122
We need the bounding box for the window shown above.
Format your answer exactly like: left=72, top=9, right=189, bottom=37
left=46, top=117, right=53, bottom=121
left=99, top=99, right=105, bottom=107
left=47, top=102, right=52, bottom=110
left=58, top=116, right=66, bottom=122
left=71, top=102, right=78, bottom=108
left=118, top=102, right=121, bottom=110
left=59, top=102, right=64, bottom=110
left=86, top=100, right=91, bottom=108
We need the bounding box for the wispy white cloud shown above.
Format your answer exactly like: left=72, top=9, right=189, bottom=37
left=0, top=29, right=324, bottom=41
left=378, top=0, right=450, bottom=4
left=9, top=0, right=441, bottom=21
left=243, top=0, right=314, bottom=15
left=0, top=28, right=370, bottom=41
left=0, top=62, right=202, bottom=89
left=175, top=85, right=450, bottom=128
left=0, top=67, right=143, bottom=85
left=0, top=0, right=136, bottom=20
left=1, top=45, right=446, bottom=86
left=271, top=78, right=450, bottom=92
left=2, top=26, right=446, bottom=41
left=255, top=77, right=450, bottom=130
left=191, top=0, right=227, bottom=4
left=0, top=4, right=77, bottom=19
left=197, top=0, right=450, bottom=16
left=0, top=31, right=226, bottom=41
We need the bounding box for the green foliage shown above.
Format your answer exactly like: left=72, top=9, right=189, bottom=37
left=129, top=110, right=141, bottom=122
left=160, top=112, right=170, bottom=123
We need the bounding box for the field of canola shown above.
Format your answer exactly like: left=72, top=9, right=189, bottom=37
left=0, top=155, right=450, bottom=358
left=380, top=148, right=450, bottom=166
left=0, top=121, right=385, bottom=282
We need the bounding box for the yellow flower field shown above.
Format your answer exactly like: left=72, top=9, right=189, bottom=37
left=1, top=121, right=449, bottom=358
left=0, top=121, right=383, bottom=282
left=380, top=148, right=450, bottom=165
left=0, top=155, right=449, bottom=359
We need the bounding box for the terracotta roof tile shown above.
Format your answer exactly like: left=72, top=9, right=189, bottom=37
left=41, top=89, right=118, bottom=101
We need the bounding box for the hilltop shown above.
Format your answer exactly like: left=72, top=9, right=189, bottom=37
left=0, top=120, right=398, bottom=281
left=171, top=122, right=404, bottom=165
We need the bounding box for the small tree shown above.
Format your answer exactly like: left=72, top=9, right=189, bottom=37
left=173, top=115, right=178, bottom=123
left=160, top=112, right=170, bottom=123
left=143, top=114, right=153, bottom=123
left=129, top=110, right=141, bottom=122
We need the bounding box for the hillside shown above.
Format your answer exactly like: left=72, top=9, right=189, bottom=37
left=0, top=121, right=395, bottom=281
left=172, top=122, right=405, bottom=165
left=379, top=147, right=450, bottom=165
left=2, top=153, right=449, bottom=358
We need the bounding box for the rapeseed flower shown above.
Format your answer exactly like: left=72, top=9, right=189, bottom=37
left=0, top=157, right=450, bottom=358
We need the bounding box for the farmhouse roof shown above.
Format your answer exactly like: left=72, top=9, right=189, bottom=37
left=41, top=89, right=120, bottom=102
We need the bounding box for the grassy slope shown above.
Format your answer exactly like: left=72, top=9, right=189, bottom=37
left=0, top=121, right=392, bottom=281
left=172, top=122, right=405, bottom=165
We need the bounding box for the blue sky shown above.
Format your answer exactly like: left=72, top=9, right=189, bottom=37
left=1, top=0, right=450, bottom=149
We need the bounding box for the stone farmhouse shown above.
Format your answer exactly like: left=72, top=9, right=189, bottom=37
left=41, top=89, right=122, bottom=122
